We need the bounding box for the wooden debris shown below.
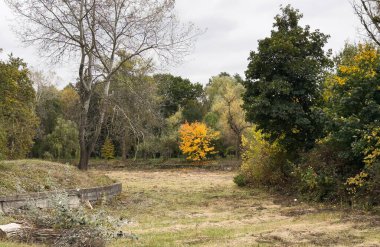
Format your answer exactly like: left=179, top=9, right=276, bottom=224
left=84, top=200, right=93, bottom=209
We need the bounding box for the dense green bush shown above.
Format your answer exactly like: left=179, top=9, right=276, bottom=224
left=294, top=142, right=347, bottom=202
left=233, top=174, right=247, bottom=187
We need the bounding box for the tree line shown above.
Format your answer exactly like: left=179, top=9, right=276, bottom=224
left=1, top=1, right=380, bottom=206
left=0, top=55, right=247, bottom=163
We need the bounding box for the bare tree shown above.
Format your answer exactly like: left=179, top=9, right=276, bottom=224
left=353, top=0, right=380, bottom=46
left=6, top=0, right=198, bottom=169
left=29, top=70, right=60, bottom=103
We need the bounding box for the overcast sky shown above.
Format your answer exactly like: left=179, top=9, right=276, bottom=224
left=0, top=0, right=362, bottom=87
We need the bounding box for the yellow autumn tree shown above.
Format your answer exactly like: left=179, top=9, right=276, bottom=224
left=178, top=122, right=219, bottom=161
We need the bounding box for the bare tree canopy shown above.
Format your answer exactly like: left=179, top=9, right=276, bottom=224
left=6, top=0, right=198, bottom=73
left=353, top=0, right=380, bottom=46
left=6, top=0, right=199, bottom=170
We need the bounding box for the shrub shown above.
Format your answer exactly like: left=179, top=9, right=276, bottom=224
left=233, top=174, right=247, bottom=187
left=345, top=127, right=380, bottom=206
left=238, top=127, right=291, bottom=187
left=294, top=141, right=347, bottom=202
left=294, top=126, right=380, bottom=206
left=344, top=162, right=380, bottom=207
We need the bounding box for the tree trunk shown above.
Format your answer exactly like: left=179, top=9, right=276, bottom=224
left=121, top=139, right=127, bottom=162
left=121, top=129, right=127, bottom=161
left=236, top=134, right=242, bottom=159
left=78, top=145, right=90, bottom=170
left=78, top=86, right=91, bottom=170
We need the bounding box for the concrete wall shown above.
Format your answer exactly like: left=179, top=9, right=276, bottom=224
left=0, top=183, right=122, bottom=214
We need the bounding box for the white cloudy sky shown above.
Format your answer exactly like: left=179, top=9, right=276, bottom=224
left=0, top=0, right=362, bottom=87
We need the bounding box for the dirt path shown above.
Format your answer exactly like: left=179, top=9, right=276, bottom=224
left=107, top=169, right=380, bottom=247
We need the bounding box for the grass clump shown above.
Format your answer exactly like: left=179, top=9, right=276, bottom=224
left=0, top=160, right=114, bottom=196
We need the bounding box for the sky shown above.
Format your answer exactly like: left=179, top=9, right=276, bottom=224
left=0, top=0, right=362, bottom=87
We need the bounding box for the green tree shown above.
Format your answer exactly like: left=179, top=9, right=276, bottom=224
left=243, top=5, right=331, bottom=156
left=155, top=74, right=204, bottom=119
left=182, top=99, right=204, bottom=122
left=0, top=121, right=7, bottom=160
left=324, top=43, right=380, bottom=168
left=0, top=55, right=38, bottom=159
left=35, top=85, right=62, bottom=134
left=29, top=70, right=66, bottom=158
left=297, top=43, right=380, bottom=203
left=45, top=118, right=80, bottom=160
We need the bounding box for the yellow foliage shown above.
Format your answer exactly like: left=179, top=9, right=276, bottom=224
left=345, top=127, right=380, bottom=195
left=346, top=171, right=369, bottom=195
left=336, top=43, right=379, bottom=84
left=178, top=122, right=219, bottom=161
left=323, top=43, right=380, bottom=103
left=363, top=127, right=380, bottom=167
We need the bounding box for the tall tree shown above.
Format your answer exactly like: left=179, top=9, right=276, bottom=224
left=324, top=43, right=380, bottom=168
left=243, top=5, right=331, bottom=156
left=0, top=55, right=38, bottom=159
left=7, top=0, right=198, bottom=169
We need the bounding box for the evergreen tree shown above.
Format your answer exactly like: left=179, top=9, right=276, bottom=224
left=101, top=137, right=115, bottom=160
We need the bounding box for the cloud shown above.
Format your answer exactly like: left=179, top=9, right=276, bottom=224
left=170, top=0, right=361, bottom=84
left=0, top=0, right=362, bottom=86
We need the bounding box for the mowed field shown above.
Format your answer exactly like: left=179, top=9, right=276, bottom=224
left=107, top=169, right=380, bottom=247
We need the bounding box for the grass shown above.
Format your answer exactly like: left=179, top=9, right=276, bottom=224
left=104, top=169, right=380, bottom=246
left=1, top=163, right=379, bottom=246
left=0, top=159, right=114, bottom=196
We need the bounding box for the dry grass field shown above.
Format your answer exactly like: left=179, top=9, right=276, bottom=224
left=107, top=169, right=380, bottom=247
left=1, top=167, right=379, bottom=246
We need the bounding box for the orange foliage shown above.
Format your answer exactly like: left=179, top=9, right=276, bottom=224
left=178, top=122, right=219, bottom=161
